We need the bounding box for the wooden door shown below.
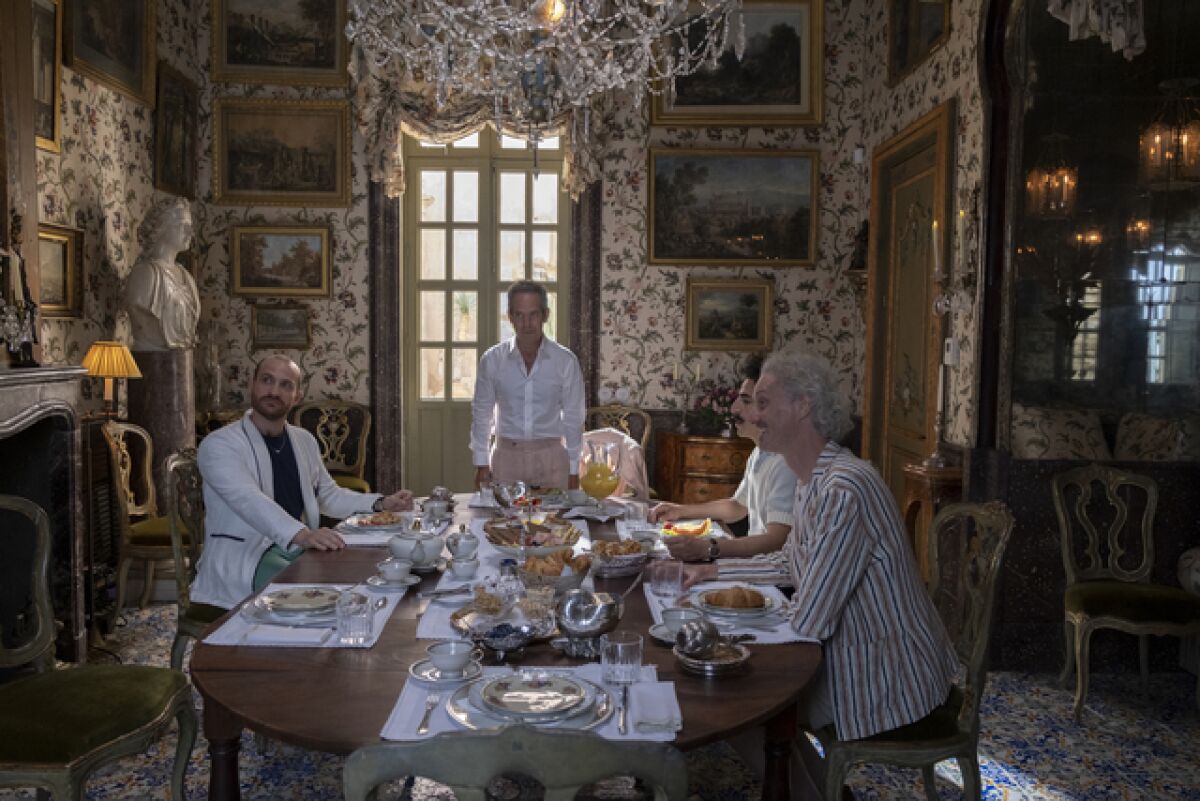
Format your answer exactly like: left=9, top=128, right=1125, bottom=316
left=863, top=103, right=954, bottom=505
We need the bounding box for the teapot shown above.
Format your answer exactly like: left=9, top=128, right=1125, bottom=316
left=446, top=528, right=480, bottom=559
left=388, top=531, right=445, bottom=567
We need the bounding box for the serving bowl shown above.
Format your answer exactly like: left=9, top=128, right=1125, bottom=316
left=554, top=589, right=621, bottom=641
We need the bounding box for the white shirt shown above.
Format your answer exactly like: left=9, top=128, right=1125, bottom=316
left=733, top=446, right=798, bottom=535
left=470, top=336, right=586, bottom=473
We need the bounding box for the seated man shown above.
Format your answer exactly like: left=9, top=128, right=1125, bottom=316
left=649, top=353, right=797, bottom=563
left=191, top=355, right=413, bottom=610
left=684, top=348, right=957, bottom=800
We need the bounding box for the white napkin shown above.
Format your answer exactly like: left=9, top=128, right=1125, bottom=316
left=631, top=682, right=682, bottom=733
left=238, top=624, right=332, bottom=646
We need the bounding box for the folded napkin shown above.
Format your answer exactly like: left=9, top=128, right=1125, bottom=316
left=240, top=624, right=332, bottom=646
left=337, top=531, right=393, bottom=547
left=632, top=682, right=682, bottom=733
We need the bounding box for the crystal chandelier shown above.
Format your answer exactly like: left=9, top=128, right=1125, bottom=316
left=1138, top=79, right=1200, bottom=190
left=346, top=0, right=744, bottom=142
left=1025, top=134, right=1077, bottom=219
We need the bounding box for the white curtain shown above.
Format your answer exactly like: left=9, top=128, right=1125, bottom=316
left=1046, top=0, right=1146, bottom=60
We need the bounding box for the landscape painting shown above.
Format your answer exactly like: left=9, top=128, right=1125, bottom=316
left=33, top=0, right=62, bottom=151
left=214, top=98, right=350, bottom=206
left=251, top=304, right=311, bottom=350
left=155, top=62, right=198, bottom=198
left=212, top=0, right=347, bottom=86
left=650, top=148, right=818, bottom=265
left=38, top=222, right=83, bottom=318
left=232, top=225, right=331, bottom=297
left=66, top=0, right=155, bottom=104
left=685, top=278, right=773, bottom=351
left=653, top=0, right=822, bottom=125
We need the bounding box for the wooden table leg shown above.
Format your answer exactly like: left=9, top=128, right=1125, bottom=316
left=761, top=701, right=798, bottom=801
left=203, top=697, right=243, bottom=801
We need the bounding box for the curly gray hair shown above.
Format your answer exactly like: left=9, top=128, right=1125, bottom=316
left=761, top=348, right=852, bottom=441
left=137, top=197, right=190, bottom=249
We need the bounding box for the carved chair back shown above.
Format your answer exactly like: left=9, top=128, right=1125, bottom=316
left=1052, top=463, right=1159, bottom=585
left=586, top=403, right=652, bottom=450
left=289, top=400, right=372, bottom=480
left=101, top=420, right=159, bottom=521
left=0, top=495, right=56, bottom=672
left=165, top=448, right=204, bottom=610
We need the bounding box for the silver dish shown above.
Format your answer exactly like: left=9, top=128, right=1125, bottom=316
left=445, top=677, right=613, bottom=731
left=555, top=589, right=620, bottom=640
left=365, top=574, right=420, bottom=591
left=673, top=641, right=752, bottom=677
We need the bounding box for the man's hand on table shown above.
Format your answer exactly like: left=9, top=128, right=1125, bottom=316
left=292, top=527, right=346, bottom=551
left=665, top=535, right=711, bottom=563
left=682, top=563, right=718, bottom=590
left=380, top=490, right=414, bottom=511
left=647, top=502, right=685, bottom=523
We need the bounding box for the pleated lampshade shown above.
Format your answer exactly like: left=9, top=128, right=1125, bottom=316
left=82, top=341, right=142, bottom=379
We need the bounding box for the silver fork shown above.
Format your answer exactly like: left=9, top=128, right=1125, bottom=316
left=416, top=693, right=441, bottom=735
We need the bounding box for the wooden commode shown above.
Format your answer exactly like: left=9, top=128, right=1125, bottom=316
left=655, top=430, right=754, bottom=504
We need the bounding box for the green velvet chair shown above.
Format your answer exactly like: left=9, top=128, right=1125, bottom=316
left=813, top=501, right=1015, bottom=801
left=165, top=448, right=224, bottom=670
left=101, top=420, right=179, bottom=611
left=343, top=724, right=689, bottom=801
left=0, top=495, right=197, bottom=800
left=1053, top=463, right=1200, bottom=722
left=289, top=400, right=373, bottom=492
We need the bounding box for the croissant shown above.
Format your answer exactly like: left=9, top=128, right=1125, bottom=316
left=706, top=586, right=765, bottom=609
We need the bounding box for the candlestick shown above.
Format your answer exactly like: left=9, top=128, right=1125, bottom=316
left=673, top=360, right=680, bottom=382
left=931, top=219, right=941, bottom=279
left=957, top=208, right=966, bottom=277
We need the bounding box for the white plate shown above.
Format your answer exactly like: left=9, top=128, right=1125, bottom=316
left=256, top=587, right=340, bottom=615
left=476, top=673, right=587, bottom=721
left=408, top=658, right=482, bottom=685
left=648, top=623, right=676, bottom=647
left=446, top=676, right=612, bottom=731
left=342, top=512, right=415, bottom=533
left=241, top=601, right=336, bottom=629
left=366, top=574, right=420, bottom=591
left=693, top=590, right=778, bottom=618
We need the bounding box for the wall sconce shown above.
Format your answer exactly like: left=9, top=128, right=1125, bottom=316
left=81, top=341, right=142, bottom=417
left=1026, top=134, right=1078, bottom=219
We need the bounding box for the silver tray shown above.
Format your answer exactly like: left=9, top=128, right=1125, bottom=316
left=446, top=676, right=613, bottom=731
left=673, top=641, right=752, bottom=677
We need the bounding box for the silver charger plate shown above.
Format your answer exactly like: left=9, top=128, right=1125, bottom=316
left=673, top=641, right=752, bottom=677
left=446, top=676, right=613, bottom=731
left=366, top=574, right=420, bottom=591
left=408, top=658, right=483, bottom=685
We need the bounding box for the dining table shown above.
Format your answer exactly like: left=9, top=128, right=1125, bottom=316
left=189, top=496, right=822, bottom=801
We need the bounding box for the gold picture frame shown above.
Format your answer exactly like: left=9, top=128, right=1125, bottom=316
left=211, top=0, right=348, bottom=87
left=652, top=0, right=823, bottom=126
left=231, top=224, right=331, bottom=297
left=65, top=0, right=156, bottom=105
left=887, top=0, right=951, bottom=86
left=213, top=98, right=351, bottom=206
left=251, top=303, right=311, bottom=350
left=37, top=222, right=83, bottom=318
left=33, top=0, right=63, bottom=152
left=685, top=278, right=774, bottom=351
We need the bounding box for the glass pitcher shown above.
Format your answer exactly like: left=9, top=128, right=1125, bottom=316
left=580, top=440, right=622, bottom=501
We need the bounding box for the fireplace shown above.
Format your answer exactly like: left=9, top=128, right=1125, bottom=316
left=0, top=366, right=89, bottom=661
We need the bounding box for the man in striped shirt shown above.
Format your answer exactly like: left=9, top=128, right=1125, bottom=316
left=686, top=348, right=958, bottom=799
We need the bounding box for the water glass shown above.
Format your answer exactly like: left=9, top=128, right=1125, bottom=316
left=600, top=631, right=643, bottom=684
left=649, top=558, right=684, bottom=599
left=336, top=592, right=371, bottom=646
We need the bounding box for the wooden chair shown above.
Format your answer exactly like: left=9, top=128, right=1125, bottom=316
left=814, top=501, right=1015, bottom=801
left=0, top=494, right=197, bottom=799
left=165, top=448, right=223, bottom=670
left=101, top=420, right=176, bottom=611
left=1053, top=463, right=1200, bottom=722
left=289, top=400, right=372, bottom=492
left=343, top=725, right=687, bottom=800
left=587, top=403, right=652, bottom=450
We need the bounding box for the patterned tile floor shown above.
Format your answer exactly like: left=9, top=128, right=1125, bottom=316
left=2, top=606, right=1197, bottom=800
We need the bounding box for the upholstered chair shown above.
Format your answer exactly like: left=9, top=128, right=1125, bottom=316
left=343, top=725, right=688, bottom=801
left=165, top=448, right=223, bottom=669
left=289, top=400, right=373, bottom=491
left=1053, top=463, right=1200, bottom=722
left=0, top=494, right=197, bottom=799
left=586, top=403, right=652, bottom=450
left=814, top=501, right=1015, bottom=801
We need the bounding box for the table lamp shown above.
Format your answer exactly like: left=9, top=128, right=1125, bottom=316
left=81, top=341, right=142, bottom=417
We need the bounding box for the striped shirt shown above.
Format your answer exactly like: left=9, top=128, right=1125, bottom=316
left=720, top=441, right=958, bottom=740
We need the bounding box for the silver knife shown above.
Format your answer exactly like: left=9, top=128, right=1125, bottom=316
left=618, top=684, right=629, bottom=735
left=417, top=587, right=472, bottom=600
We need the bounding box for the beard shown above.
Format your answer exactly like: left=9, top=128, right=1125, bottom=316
left=251, top=394, right=288, bottom=421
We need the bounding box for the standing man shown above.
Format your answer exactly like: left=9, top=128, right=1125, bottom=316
left=471, top=280, right=585, bottom=491
left=191, top=355, right=413, bottom=610
left=649, top=353, right=797, bottom=562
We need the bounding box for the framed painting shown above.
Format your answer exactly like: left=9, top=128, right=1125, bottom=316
left=231, top=224, right=331, bottom=297
left=65, top=0, right=155, bottom=105
left=154, top=62, right=198, bottom=199
left=37, top=222, right=83, bottom=318
left=211, top=0, right=347, bottom=86
left=652, top=0, right=823, bottom=126
left=649, top=148, right=818, bottom=265
left=213, top=98, right=351, bottom=206
left=33, top=0, right=63, bottom=152
left=685, top=278, right=773, bottom=351
left=251, top=303, right=311, bottom=350
left=888, top=0, right=950, bottom=85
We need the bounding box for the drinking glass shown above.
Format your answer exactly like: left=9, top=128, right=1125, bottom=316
left=336, top=592, right=371, bottom=646
left=600, top=631, right=643, bottom=685
left=649, top=558, right=684, bottom=600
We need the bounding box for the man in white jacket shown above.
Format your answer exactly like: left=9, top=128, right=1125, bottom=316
left=191, top=355, right=413, bottom=610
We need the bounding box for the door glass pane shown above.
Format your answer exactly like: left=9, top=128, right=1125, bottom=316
left=541, top=136, right=560, bottom=149
left=453, top=171, right=479, bottom=222
left=545, top=291, right=558, bottom=341
left=452, top=230, right=479, bottom=280
left=499, top=230, right=526, bottom=281
left=451, top=291, right=477, bottom=342
left=420, top=292, right=444, bottom=342
left=419, top=348, right=445, bottom=400
left=419, top=171, right=446, bottom=222
left=499, top=292, right=512, bottom=340
left=531, top=232, right=557, bottom=281
left=531, top=173, right=558, bottom=224
left=452, top=132, right=480, bottom=148
left=499, top=173, right=525, bottom=223
left=501, top=135, right=527, bottom=149
left=451, top=348, right=477, bottom=399
left=420, top=229, right=446, bottom=279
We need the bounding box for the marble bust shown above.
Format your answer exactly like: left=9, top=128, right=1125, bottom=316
left=126, top=198, right=200, bottom=351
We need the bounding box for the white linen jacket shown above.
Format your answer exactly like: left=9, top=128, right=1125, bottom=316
left=191, top=412, right=380, bottom=609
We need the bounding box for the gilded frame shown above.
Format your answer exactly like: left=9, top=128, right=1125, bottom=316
left=37, top=222, right=83, bottom=318
left=33, top=0, right=63, bottom=152
left=211, top=0, right=348, bottom=86
left=251, top=303, right=311, bottom=351
left=652, top=0, right=823, bottom=126
left=231, top=224, right=331, bottom=298
left=213, top=98, right=351, bottom=206
left=649, top=148, right=819, bottom=265
left=154, top=61, right=198, bottom=199
left=887, top=0, right=951, bottom=86
left=65, top=0, right=156, bottom=105
left=684, top=278, right=774, bottom=351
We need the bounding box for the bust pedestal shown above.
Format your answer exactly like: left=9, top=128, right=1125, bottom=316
left=127, top=349, right=196, bottom=502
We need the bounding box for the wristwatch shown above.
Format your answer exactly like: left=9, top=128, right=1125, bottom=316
left=706, top=537, right=721, bottom=562
left=372, top=496, right=385, bottom=513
